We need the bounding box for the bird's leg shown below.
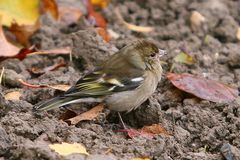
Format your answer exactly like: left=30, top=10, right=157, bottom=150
left=118, top=112, right=127, bottom=129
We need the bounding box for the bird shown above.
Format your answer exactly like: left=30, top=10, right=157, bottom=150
left=33, top=39, right=165, bottom=114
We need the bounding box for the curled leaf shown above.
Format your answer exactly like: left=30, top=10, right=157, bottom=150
left=115, top=8, right=154, bottom=33
left=18, top=79, right=70, bottom=91
left=29, top=59, right=66, bottom=75
left=28, top=47, right=72, bottom=56
left=9, top=20, right=40, bottom=46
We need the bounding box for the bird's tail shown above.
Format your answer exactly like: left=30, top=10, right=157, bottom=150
left=33, top=96, right=76, bottom=112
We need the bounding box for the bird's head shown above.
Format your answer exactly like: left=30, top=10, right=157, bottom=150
left=124, top=40, right=166, bottom=70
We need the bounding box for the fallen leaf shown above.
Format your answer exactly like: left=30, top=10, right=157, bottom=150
left=91, top=0, right=109, bottom=8
left=0, top=0, right=40, bottom=26
left=9, top=20, right=40, bottom=46
left=115, top=8, right=154, bottom=33
left=131, top=158, right=150, bottom=160
left=29, top=59, right=66, bottom=75
left=167, top=73, right=239, bottom=103
left=66, top=104, right=104, bottom=125
left=190, top=11, right=206, bottom=31
left=140, top=124, right=170, bottom=136
left=28, top=47, right=72, bottom=56
left=87, top=0, right=107, bottom=28
left=4, top=91, right=22, bottom=101
left=58, top=5, right=82, bottom=25
left=96, top=27, right=111, bottom=42
left=0, top=16, right=20, bottom=57
left=117, top=124, right=169, bottom=139
left=48, top=84, right=71, bottom=92
left=49, top=142, right=89, bottom=156
left=174, top=52, right=194, bottom=65
left=117, top=128, right=154, bottom=139
left=237, top=28, right=240, bottom=41
left=18, top=79, right=70, bottom=91
left=41, top=0, right=58, bottom=19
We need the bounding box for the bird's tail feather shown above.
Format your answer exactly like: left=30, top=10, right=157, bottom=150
left=33, top=97, right=75, bottom=112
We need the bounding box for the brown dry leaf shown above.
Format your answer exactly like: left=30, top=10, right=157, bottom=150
left=28, top=47, right=71, bottom=56
left=29, top=59, right=66, bottom=75
left=66, top=104, right=104, bottom=125
left=49, top=142, right=89, bottom=156
left=115, top=8, right=154, bottom=33
left=117, top=124, right=169, bottom=139
left=140, top=124, right=170, bottom=136
left=96, top=27, right=111, bottom=42
left=41, top=0, right=58, bottom=19
left=48, top=84, right=71, bottom=92
left=18, top=79, right=70, bottom=91
left=58, top=6, right=82, bottom=25
left=167, top=73, right=239, bottom=103
left=9, top=20, right=40, bottom=46
left=0, top=16, right=20, bottom=57
left=131, top=158, right=150, bottom=160
left=4, top=91, right=22, bottom=101
left=190, top=11, right=206, bottom=31
left=117, top=128, right=154, bottom=139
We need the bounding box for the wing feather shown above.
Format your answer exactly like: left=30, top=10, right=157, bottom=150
left=64, top=68, right=144, bottom=97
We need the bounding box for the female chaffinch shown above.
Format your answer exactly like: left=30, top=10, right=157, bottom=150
left=33, top=40, right=165, bottom=112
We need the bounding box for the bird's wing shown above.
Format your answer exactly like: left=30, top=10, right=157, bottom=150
left=64, top=68, right=145, bottom=97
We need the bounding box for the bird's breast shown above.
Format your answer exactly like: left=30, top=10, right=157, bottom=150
left=104, top=71, right=160, bottom=112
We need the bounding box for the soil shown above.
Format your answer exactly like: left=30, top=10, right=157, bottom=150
left=1, top=0, right=240, bottom=159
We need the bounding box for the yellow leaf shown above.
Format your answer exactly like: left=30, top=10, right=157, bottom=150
left=4, top=91, right=22, bottom=101
left=91, top=0, right=109, bottom=8
left=49, top=142, right=89, bottom=156
left=115, top=8, right=154, bottom=33
left=0, top=0, right=40, bottom=26
left=174, top=52, right=194, bottom=65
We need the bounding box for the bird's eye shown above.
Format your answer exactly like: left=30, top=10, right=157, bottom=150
left=150, top=53, right=156, bottom=57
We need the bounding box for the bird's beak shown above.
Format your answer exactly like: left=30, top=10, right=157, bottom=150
left=158, top=49, right=167, bottom=57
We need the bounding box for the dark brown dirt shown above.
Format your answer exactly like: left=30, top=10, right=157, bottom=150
left=1, top=0, right=240, bottom=159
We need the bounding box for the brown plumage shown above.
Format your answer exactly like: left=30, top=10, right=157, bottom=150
left=33, top=39, right=165, bottom=112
